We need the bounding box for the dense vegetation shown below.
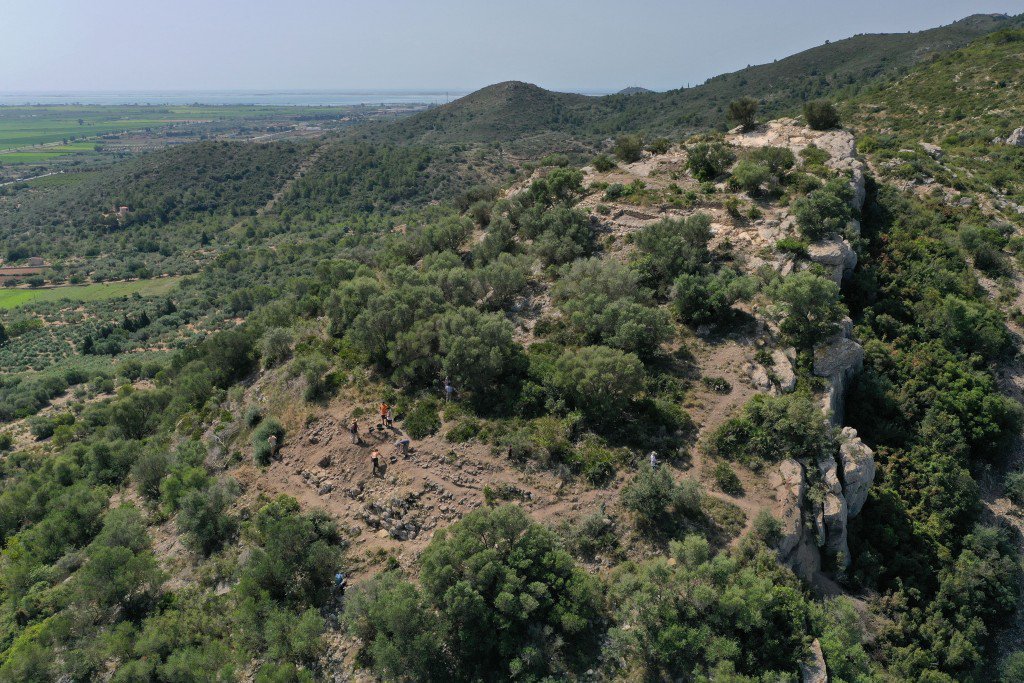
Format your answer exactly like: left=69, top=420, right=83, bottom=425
left=845, top=183, right=1021, bottom=680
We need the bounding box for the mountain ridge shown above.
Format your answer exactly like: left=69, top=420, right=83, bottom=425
left=371, top=12, right=1024, bottom=149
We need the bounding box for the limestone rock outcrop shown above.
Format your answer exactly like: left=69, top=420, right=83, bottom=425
left=839, top=427, right=876, bottom=517
left=775, top=425, right=875, bottom=574
left=808, top=237, right=857, bottom=284
left=814, top=322, right=864, bottom=425
left=770, top=459, right=806, bottom=559
left=821, top=490, right=849, bottom=564
left=800, top=639, right=828, bottom=683
left=746, top=348, right=797, bottom=394
left=1007, top=126, right=1024, bottom=147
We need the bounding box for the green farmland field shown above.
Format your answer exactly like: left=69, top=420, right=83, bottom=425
left=0, top=277, right=182, bottom=309
left=0, top=105, right=336, bottom=151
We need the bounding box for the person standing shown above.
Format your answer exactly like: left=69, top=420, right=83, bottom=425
left=385, top=405, right=394, bottom=428
left=444, top=379, right=454, bottom=403
left=349, top=418, right=359, bottom=445
left=370, top=449, right=381, bottom=477
left=379, top=402, right=389, bottom=429
left=268, top=434, right=278, bottom=459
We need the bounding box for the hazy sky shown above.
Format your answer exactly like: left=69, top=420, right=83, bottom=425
left=3, top=0, right=1024, bottom=92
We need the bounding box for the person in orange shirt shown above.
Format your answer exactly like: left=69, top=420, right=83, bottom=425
left=379, top=402, right=390, bottom=428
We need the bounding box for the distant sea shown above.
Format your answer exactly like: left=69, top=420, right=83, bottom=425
left=0, top=90, right=474, bottom=106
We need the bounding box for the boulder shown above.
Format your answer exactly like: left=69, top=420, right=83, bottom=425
left=800, top=639, right=828, bottom=683
left=747, top=361, right=774, bottom=392
left=920, top=142, right=943, bottom=159
left=839, top=427, right=876, bottom=517
left=1007, top=127, right=1024, bottom=147
left=807, top=238, right=857, bottom=284
left=771, top=349, right=797, bottom=393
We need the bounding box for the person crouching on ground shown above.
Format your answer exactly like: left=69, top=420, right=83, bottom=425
left=370, top=449, right=381, bottom=477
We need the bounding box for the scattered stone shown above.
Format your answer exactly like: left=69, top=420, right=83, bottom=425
left=318, top=455, right=331, bottom=468
left=318, top=483, right=333, bottom=495
left=1006, top=126, right=1024, bottom=147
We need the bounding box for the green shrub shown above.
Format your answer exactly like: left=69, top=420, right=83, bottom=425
left=804, top=100, right=841, bottom=130
left=705, top=393, right=837, bottom=469
left=347, top=506, right=602, bottom=680
left=799, top=143, right=830, bottom=170
left=607, top=539, right=812, bottom=679
left=775, top=237, right=809, bottom=256
left=1005, top=471, right=1024, bottom=505
left=260, top=328, right=293, bottom=369
left=244, top=406, right=263, bottom=427
left=562, top=510, right=618, bottom=559
left=730, top=160, right=771, bottom=195
left=701, top=376, right=732, bottom=393
left=404, top=399, right=441, bottom=439
left=592, top=154, right=616, bottom=172
left=770, top=271, right=846, bottom=351
left=793, top=180, right=853, bottom=241
left=748, top=146, right=795, bottom=175
left=713, top=461, right=743, bottom=496
left=646, top=137, right=671, bottom=155
left=613, top=134, right=644, bottom=163
left=727, top=97, right=759, bottom=131
left=632, top=213, right=713, bottom=292
left=177, top=479, right=238, bottom=555
left=445, top=419, right=480, bottom=443
left=252, top=418, right=285, bottom=465
left=539, top=153, right=570, bottom=167
left=752, top=510, right=782, bottom=547
left=1001, top=652, right=1024, bottom=683
left=546, top=346, right=646, bottom=420
left=673, top=268, right=755, bottom=326
left=687, top=142, right=735, bottom=181
left=724, top=196, right=742, bottom=218
left=621, top=465, right=702, bottom=533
